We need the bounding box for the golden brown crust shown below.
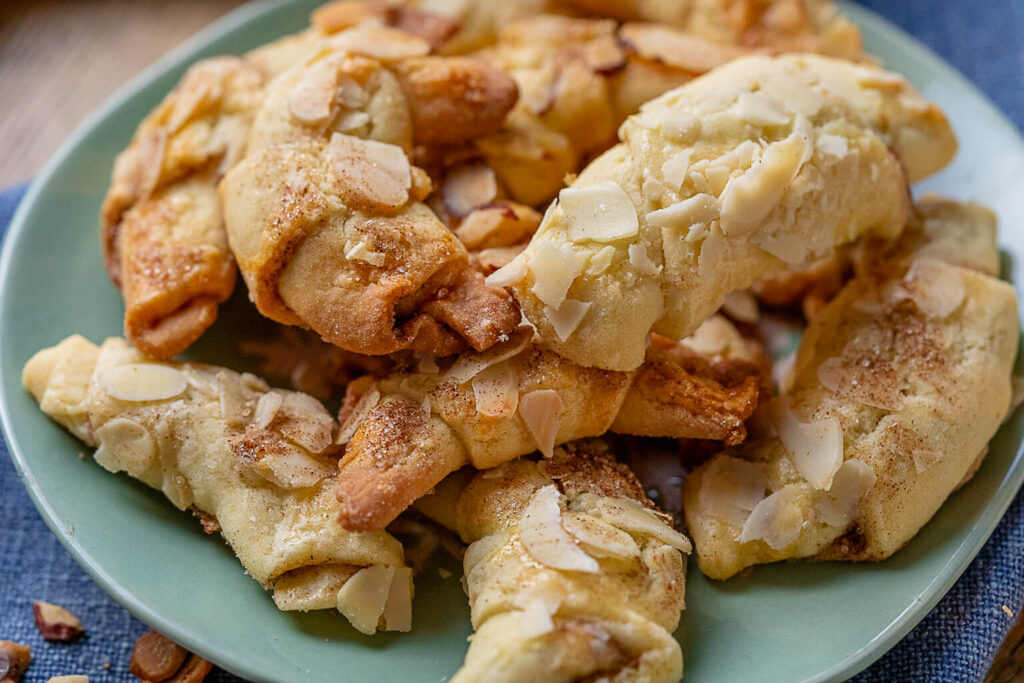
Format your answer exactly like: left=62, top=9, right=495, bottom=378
left=394, top=57, right=520, bottom=145
left=221, top=38, right=521, bottom=357
left=101, top=56, right=266, bottom=358
left=335, top=320, right=767, bottom=531
left=612, top=352, right=762, bottom=445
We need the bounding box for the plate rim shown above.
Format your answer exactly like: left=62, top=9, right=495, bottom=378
left=1, top=2, right=1022, bottom=682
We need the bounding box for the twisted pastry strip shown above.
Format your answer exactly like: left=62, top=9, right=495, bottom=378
left=452, top=441, right=689, bottom=682
left=562, top=0, right=863, bottom=58
left=335, top=317, right=764, bottom=531
left=682, top=198, right=1019, bottom=579
left=101, top=57, right=264, bottom=359
left=222, top=31, right=520, bottom=356
left=23, top=336, right=411, bottom=633
left=503, top=54, right=956, bottom=371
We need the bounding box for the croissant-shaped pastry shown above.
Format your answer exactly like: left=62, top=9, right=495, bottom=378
left=502, top=54, right=957, bottom=371
left=562, top=0, right=863, bottom=59
left=101, top=56, right=266, bottom=359
left=451, top=441, right=689, bottom=682
left=23, top=335, right=412, bottom=634
left=334, top=317, right=765, bottom=531
left=682, top=198, right=1019, bottom=579
left=221, top=30, right=521, bottom=357
left=446, top=16, right=747, bottom=209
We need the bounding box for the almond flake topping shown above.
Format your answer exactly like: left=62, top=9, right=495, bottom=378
left=485, top=252, right=528, bottom=288
left=544, top=299, right=593, bottom=342
left=586, top=245, right=616, bottom=276
left=646, top=193, right=721, bottom=231
left=591, top=496, right=691, bottom=553
left=774, top=399, right=843, bottom=490
left=559, top=181, right=639, bottom=243
left=816, top=459, right=876, bottom=527
left=344, top=238, right=386, bottom=266
left=337, top=565, right=396, bottom=635
left=98, top=364, right=187, bottom=402
left=288, top=56, right=341, bottom=125
left=739, top=488, right=803, bottom=550
left=698, top=456, right=766, bottom=529
left=446, top=327, right=532, bottom=384
left=719, top=131, right=808, bottom=237
left=381, top=566, right=413, bottom=632
left=253, top=391, right=283, bottom=429
left=561, top=511, right=640, bottom=559
left=443, top=164, right=497, bottom=218
left=520, top=485, right=599, bottom=573
left=327, top=133, right=411, bottom=211
left=627, top=243, right=661, bottom=276
left=471, top=362, right=519, bottom=418
left=328, top=25, right=431, bottom=60
left=528, top=242, right=582, bottom=309
left=898, top=258, right=965, bottom=318
left=519, top=390, right=562, bottom=459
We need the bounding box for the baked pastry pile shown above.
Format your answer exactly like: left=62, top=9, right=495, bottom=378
left=23, top=0, right=1019, bottom=680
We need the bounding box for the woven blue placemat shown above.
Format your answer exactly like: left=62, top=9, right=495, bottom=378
left=2, top=1, right=1023, bottom=681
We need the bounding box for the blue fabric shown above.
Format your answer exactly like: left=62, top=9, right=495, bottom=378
left=1, top=2, right=1023, bottom=681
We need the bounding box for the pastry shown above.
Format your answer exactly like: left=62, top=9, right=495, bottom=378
left=23, top=336, right=411, bottom=633
left=452, top=440, right=689, bottom=682
left=682, top=198, right=1019, bottom=579
left=334, top=317, right=765, bottom=531
left=101, top=57, right=263, bottom=359
left=503, top=53, right=957, bottom=371
left=221, top=28, right=521, bottom=356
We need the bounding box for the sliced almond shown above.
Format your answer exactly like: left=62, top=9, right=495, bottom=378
left=739, top=488, right=803, bottom=550
left=520, top=485, right=599, bottom=573
left=93, top=418, right=155, bottom=474
left=381, top=566, right=413, bottom=632
left=774, top=400, right=843, bottom=490
left=591, top=497, right=691, bottom=553
left=561, top=511, right=640, bottom=559
left=344, top=238, right=387, bottom=266
left=719, top=131, right=807, bottom=237
left=445, top=327, right=532, bottom=384
left=899, top=258, right=965, bottom=318
left=586, top=245, right=617, bottom=276
left=519, top=390, right=562, bottom=459
left=816, top=459, right=876, bottom=527
left=288, top=55, right=341, bottom=125
left=646, top=192, right=721, bottom=230
left=336, top=386, right=380, bottom=445
left=485, top=252, right=528, bottom=288
left=253, top=391, right=283, bottom=430
left=627, top=243, right=661, bottom=276
left=98, top=364, right=187, bottom=403
left=326, top=133, right=411, bottom=212
left=698, top=456, right=767, bottom=529
left=337, top=565, right=396, bottom=635
left=471, top=361, right=519, bottom=418
left=276, top=392, right=335, bottom=453
left=528, top=242, right=582, bottom=309
left=660, top=150, right=692, bottom=190
left=327, top=25, right=431, bottom=60
left=560, top=182, right=639, bottom=243
left=443, top=164, right=497, bottom=218
left=544, top=299, right=592, bottom=342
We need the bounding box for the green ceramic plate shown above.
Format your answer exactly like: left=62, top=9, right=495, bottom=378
left=2, top=2, right=1023, bottom=681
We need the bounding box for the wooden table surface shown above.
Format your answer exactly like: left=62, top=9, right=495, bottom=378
left=0, top=1, right=1021, bottom=680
